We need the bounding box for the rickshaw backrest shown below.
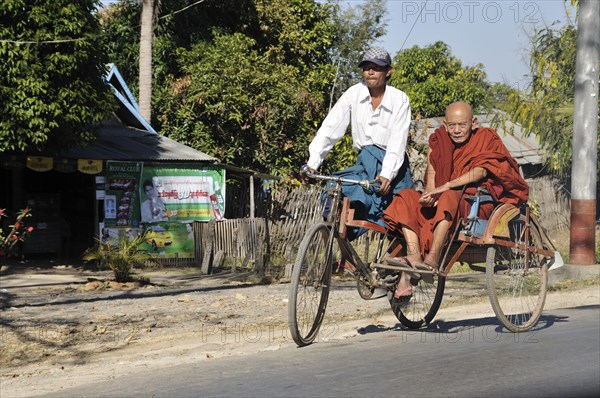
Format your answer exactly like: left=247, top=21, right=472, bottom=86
left=461, top=188, right=495, bottom=236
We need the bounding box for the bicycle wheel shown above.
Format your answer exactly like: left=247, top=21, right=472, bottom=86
left=288, top=223, right=333, bottom=346
left=390, top=273, right=446, bottom=329
left=486, top=214, right=548, bottom=332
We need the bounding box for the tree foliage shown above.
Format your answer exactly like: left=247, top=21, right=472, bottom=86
left=99, top=2, right=499, bottom=178
left=500, top=23, right=598, bottom=177
left=101, top=0, right=389, bottom=176
left=0, top=0, right=115, bottom=153
left=389, top=41, right=491, bottom=118
left=156, top=32, right=328, bottom=174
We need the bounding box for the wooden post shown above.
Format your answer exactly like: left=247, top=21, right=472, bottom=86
left=201, top=219, right=215, bottom=274
left=231, top=226, right=238, bottom=273
left=255, top=218, right=264, bottom=277
left=248, top=175, right=262, bottom=273
left=249, top=175, right=255, bottom=219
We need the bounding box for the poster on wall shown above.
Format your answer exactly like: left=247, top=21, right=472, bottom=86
left=104, top=195, right=117, bottom=220
left=101, top=162, right=223, bottom=259
left=104, top=161, right=143, bottom=228
left=99, top=224, right=194, bottom=259
left=140, top=165, right=225, bottom=223
left=140, top=222, right=195, bottom=258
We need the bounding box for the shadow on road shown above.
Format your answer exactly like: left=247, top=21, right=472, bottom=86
left=355, top=306, right=600, bottom=337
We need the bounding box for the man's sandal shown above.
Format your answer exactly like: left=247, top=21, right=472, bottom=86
left=393, top=285, right=413, bottom=299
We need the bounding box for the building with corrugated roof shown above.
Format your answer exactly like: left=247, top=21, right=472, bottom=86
left=0, top=65, right=274, bottom=260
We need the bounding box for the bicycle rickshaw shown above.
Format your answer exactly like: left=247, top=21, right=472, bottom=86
left=288, top=171, right=561, bottom=347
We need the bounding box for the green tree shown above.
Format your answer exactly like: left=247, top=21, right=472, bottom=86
left=500, top=23, right=598, bottom=177
left=0, top=0, right=115, bottom=153
left=389, top=41, right=491, bottom=118
left=156, top=32, right=330, bottom=176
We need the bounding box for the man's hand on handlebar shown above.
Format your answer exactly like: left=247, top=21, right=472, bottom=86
left=300, top=164, right=316, bottom=175
left=299, top=164, right=317, bottom=182
left=375, top=176, right=391, bottom=195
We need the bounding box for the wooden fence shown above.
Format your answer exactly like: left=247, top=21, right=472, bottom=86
left=189, top=185, right=323, bottom=274
left=165, top=175, right=572, bottom=273
left=526, top=175, right=571, bottom=233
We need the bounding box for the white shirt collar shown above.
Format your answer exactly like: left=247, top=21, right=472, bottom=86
left=359, top=82, right=392, bottom=111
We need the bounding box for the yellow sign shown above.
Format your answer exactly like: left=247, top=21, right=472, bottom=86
left=78, top=159, right=103, bottom=174
left=26, top=156, right=53, bottom=172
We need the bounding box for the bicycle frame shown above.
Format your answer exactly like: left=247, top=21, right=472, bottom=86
left=305, top=171, right=399, bottom=291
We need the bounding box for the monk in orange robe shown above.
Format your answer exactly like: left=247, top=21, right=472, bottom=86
left=382, top=101, right=529, bottom=298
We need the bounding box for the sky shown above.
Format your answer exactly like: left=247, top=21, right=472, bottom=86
left=371, top=0, right=577, bottom=88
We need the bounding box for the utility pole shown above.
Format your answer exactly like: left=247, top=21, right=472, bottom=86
left=139, top=0, right=153, bottom=123
left=570, top=0, right=599, bottom=265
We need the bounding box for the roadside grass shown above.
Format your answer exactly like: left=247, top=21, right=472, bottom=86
left=548, top=273, right=600, bottom=292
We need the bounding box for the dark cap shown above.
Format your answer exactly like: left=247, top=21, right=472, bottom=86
left=358, top=47, right=392, bottom=68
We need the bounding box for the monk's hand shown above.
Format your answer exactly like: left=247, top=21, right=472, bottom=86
left=420, top=182, right=452, bottom=206
left=419, top=190, right=439, bottom=207
left=375, top=176, right=391, bottom=195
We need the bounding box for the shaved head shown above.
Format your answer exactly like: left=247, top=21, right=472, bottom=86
left=445, top=101, right=473, bottom=119
left=443, top=101, right=477, bottom=144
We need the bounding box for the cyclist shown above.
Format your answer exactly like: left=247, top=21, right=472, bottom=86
left=303, top=47, right=413, bottom=241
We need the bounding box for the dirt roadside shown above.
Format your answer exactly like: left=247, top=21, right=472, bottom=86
left=1, top=262, right=599, bottom=398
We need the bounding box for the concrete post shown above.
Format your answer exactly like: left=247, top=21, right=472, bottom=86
left=569, top=0, right=599, bottom=265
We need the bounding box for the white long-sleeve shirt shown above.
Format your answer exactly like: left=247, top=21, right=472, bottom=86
left=307, top=82, right=411, bottom=181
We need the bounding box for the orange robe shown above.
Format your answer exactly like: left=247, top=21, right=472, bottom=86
left=382, top=127, right=529, bottom=255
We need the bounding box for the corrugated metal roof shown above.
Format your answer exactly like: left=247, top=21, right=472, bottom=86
left=477, top=114, right=542, bottom=165
left=66, top=122, right=218, bottom=162
left=411, top=113, right=543, bottom=166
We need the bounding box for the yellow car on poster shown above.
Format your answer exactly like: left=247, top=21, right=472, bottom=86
left=144, top=225, right=173, bottom=251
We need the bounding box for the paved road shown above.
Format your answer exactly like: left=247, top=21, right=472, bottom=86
left=45, top=305, right=600, bottom=398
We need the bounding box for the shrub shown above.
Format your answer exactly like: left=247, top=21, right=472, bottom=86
left=0, top=208, right=34, bottom=259
left=82, top=232, right=159, bottom=283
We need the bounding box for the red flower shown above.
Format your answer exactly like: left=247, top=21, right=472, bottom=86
left=27, top=226, right=34, bottom=232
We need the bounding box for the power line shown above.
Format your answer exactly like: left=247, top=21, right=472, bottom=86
left=399, top=0, right=428, bottom=52
left=0, top=37, right=87, bottom=44
left=159, top=0, right=206, bottom=20
left=1, top=0, right=208, bottom=44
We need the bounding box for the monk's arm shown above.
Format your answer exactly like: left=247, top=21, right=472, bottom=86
left=424, top=147, right=436, bottom=192
left=421, top=166, right=488, bottom=202
left=446, top=167, right=488, bottom=190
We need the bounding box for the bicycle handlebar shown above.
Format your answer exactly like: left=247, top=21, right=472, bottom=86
left=301, top=167, right=378, bottom=189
